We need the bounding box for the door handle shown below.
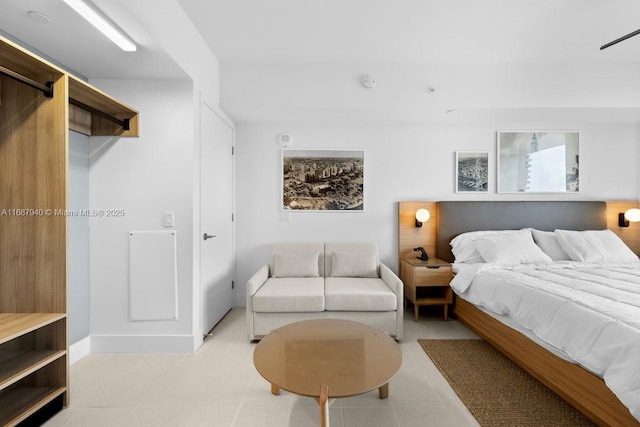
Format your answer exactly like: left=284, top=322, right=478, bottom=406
left=203, top=233, right=216, bottom=240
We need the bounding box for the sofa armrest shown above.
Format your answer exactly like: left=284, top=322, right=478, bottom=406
left=381, top=262, right=404, bottom=340
left=380, top=263, right=403, bottom=299
left=247, top=262, right=269, bottom=340
left=247, top=263, right=270, bottom=298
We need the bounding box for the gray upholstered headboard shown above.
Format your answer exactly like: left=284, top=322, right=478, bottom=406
left=436, top=201, right=608, bottom=263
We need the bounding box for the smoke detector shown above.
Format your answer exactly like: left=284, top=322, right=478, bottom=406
left=362, top=75, right=376, bottom=89
left=278, top=133, right=294, bottom=147
left=28, top=11, right=51, bottom=23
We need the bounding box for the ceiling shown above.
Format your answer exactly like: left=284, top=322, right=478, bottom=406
left=1, top=0, right=640, bottom=123
left=178, top=0, right=640, bottom=65
left=0, top=0, right=186, bottom=79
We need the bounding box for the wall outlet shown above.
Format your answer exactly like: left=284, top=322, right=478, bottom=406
left=280, top=212, right=290, bottom=222
left=163, top=211, right=175, bottom=227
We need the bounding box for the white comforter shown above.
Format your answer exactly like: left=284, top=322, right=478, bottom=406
left=451, top=262, right=640, bottom=421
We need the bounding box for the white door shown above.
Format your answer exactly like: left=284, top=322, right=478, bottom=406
left=200, top=102, right=234, bottom=334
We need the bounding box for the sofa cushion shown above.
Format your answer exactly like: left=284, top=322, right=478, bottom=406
left=330, top=252, right=378, bottom=278
left=324, top=242, right=379, bottom=277
left=272, top=252, right=319, bottom=278
left=253, top=278, right=325, bottom=312
left=325, top=278, right=396, bottom=311
left=270, top=242, right=325, bottom=278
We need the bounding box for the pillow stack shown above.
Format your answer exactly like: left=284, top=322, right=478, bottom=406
left=450, top=228, right=639, bottom=265
left=451, top=229, right=551, bottom=266
left=554, top=229, right=639, bottom=263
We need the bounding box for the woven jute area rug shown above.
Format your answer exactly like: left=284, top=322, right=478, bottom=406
left=418, top=339, right=596, bottom=427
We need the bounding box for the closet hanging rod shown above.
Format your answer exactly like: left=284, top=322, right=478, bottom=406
left=0, top=64, right=54, bottom=97
left=0, top=64, right=130, bottom=131
left=69, top=97, right=131, bottom=131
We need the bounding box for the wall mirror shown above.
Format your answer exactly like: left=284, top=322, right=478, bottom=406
left=497, top=131, right=579, bottom=193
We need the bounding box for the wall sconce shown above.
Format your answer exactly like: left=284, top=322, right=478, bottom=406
left=415, top=209, right=430, bottom=227
left=619, top=208, right=640, bottom=227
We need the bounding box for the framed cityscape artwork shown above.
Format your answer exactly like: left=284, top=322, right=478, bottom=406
left=282, top=149, right=364, bottom=211
left=497, top=131, right=579, bottom=193
left=456, top=151, right=489, bottom=193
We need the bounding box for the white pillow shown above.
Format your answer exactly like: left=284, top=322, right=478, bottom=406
left=472, top=232, right=553, bottom=265
left=531, top=229, right=571, bottom=261
left=272, top=252, right=320, bottom=277
left=555, top=229, right=639, bottom=263
left=331, top=252, right=378, bottom=278
left=450, top=229, right=531, bottom=263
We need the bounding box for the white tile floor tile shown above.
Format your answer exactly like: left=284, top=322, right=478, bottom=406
left=46, top=308, right=480, bottom=426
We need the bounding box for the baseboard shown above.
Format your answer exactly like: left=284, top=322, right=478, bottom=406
left=90, top=334, right=198, bottom=353
left=69, top=335, right=91, bottom=365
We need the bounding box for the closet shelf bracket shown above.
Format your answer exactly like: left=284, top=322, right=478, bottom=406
left=69, top=97, right=131, bottom=131
left=0, top=64, right=53, bottom=97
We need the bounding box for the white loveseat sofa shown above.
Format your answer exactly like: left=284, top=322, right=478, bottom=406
left=246, top=242, right=403, bottom=340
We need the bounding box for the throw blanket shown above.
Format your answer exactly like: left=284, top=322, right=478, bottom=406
left=451, top=262, right=640, bottom=421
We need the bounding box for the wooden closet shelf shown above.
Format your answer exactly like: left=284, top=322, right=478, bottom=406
left=0, top=386, right=66, bottom=426
left=0, top=37, right=61, bottom=79
left=1, top=35, right=139, bottom=137
left=0, top=314, right=66, bottom=345
left=68, top=75, right=137, bottom=117
left=68, top=75, right=139, bottom=136
left=0, top=350, right=67, bottom=391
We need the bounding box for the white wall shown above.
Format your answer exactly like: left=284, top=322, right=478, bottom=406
left=88, top=79, right=196, bottom=352
left=68, top=131, right=90, bottom=344
left=81, top=0, right=233, bottom=353
left=115, top=0, right=236, bottom=349
left=638, top=123, right=640, bottom=200
left=234, top=122, right=638, bottom=306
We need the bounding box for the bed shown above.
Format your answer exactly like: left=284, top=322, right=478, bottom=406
left=435, top=201, right=640, bottom=427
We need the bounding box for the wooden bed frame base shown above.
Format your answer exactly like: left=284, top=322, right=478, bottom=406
left=454, top=298, right=639, bottom=427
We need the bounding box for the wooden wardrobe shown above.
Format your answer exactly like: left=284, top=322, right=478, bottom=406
left=0, top=36, right=138, bottom=425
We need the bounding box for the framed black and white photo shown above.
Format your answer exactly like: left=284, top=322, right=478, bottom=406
left=456, top=151, right=489, bottom=193
left=498, top=131, right=579, bottom=193
left=282, top=149, right=364, bottom=211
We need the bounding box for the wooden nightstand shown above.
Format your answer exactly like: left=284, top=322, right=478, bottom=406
left=400, top=258, right=453, bottom=321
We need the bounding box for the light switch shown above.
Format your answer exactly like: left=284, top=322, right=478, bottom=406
left=163, top=211, right=175, bottom=227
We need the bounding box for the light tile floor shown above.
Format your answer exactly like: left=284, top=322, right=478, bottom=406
left=46, top=308, right=481, bottom=427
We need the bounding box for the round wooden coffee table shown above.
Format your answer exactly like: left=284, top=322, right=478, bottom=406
left=253, top=319, right=402, bottom=399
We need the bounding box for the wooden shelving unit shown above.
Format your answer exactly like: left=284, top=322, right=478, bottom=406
left=0, top=387, right=67, bottom=426
left=0, top=314, right=67, bottom=426
left=68, top=74, right=139, bottom=137
left=0, top=34, right=138, bottom=425
left=0, top=314, right=66, bottom=343
left=0, top=349, right=66, bottom=387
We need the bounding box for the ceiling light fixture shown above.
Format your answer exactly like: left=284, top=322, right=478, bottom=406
left=62, top=0, right=137, bottom=52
